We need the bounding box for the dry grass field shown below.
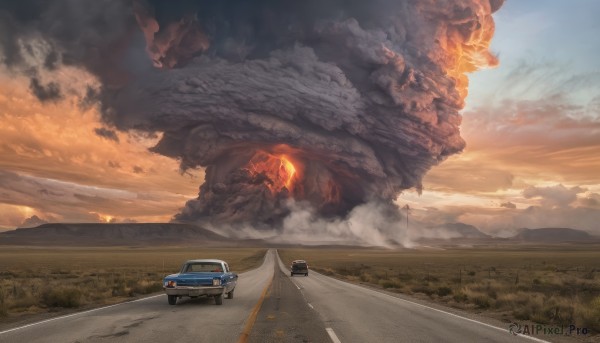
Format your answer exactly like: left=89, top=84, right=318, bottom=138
left=279, top=246, right=600, bottom=334
left=0, top=246, right=266, bottom=322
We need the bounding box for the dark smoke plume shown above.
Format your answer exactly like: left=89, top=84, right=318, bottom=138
left=29, top=76, right=62, bottom=102
left=94, top=127, right=120, bottom=143
left=0, top=0, right=503, bottom=229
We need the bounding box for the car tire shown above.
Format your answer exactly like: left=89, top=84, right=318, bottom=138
left=290, top=272, right=294, bottom=277
left=305, top=273, right=308, bottom=276
left=215, top=293, right=223, bottom=305
left=167, top=295, right=177, bottom=305
left=227, top=289, right=234, bottom=299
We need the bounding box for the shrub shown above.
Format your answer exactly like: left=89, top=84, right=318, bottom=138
left=453, top=292, right=468, bottom=303
left=592, top=296, right=600, bottom=316
left=42, top=287, right=82, bottom=308
left=396, top=273, right=413, bottom=282
left=0, top=287, right=7, bottom=317
left=582, top=270, right=595, bottom=280
left=379, top=280, right=398, bottom=289
left=576, top=296, right=600, bottom=332
left=359, top=273, right=369, bottom=282
left=314, top=268, right=334, bottom=276
left=437, top=287, right=452, bottom=297
left=13, top=293, right=38, bottom=309
left=471, top=295, right=491, bottom=309
left=337, top=267, right=352, bottom=276
left=539, top=298, right=574, bottom=324
left=130, top=280, right=162, bottom=295
left=513, top=308, right=531, bottom=320
left=112, top=278, right=127, bottom=296
left=411, top=285, right=434, bottom=296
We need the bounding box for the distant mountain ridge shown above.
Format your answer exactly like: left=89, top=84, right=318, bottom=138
left=414, top=222, right=492, bottom=244
left=415, top=224, right=599, bottom=246
left=0, top=223, right=598, bottom=247
left=512, top=227, right=594, bottom=243
left=0, top=223, right=237, bottom=246
left=436, top=223, right=491, bottom=239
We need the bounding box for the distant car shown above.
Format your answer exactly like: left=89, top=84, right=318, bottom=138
left=291, top=260, right=309, bottom=276
left=163, top=259, right=238, bottom=305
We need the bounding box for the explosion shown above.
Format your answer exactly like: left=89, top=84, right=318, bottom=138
left=0, top=0, right=504, bottom=231
left=248, top=151, right=298, bottom=193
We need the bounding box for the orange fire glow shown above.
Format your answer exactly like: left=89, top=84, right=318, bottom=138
left=248, top=151, right=300, bottom=193
left=440, top=4, right=499, bottom=103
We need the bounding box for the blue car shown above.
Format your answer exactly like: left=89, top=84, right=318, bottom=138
left=163, top=259, right=238, bottom=305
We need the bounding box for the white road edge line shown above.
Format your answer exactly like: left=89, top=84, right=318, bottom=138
left=307, top=303, right=314, bottom=309
left=325, top=328, right=342, bottom=343
left=0, top=294, right=164, bottom=335
left=317, top=271, right=550, bottom=343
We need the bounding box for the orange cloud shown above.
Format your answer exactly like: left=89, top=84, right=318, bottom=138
left=0, top=67, right=201, bottom=228
left=401, top=92, right=600, bottom=236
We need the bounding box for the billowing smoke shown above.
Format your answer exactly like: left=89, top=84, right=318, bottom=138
left=0, top=0, right=503, bottom=236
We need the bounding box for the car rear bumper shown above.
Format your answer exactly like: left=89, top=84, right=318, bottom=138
left=291, top=270, right=308, bottom=274
left=164, top=286, right=225, bottom=297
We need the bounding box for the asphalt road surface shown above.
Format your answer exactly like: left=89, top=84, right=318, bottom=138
left=247, top=253, right=330, bottom=343
left=0, top=249, right=550, bottom=343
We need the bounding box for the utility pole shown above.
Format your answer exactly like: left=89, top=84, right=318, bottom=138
left=403, top=204, right=410, bottom=231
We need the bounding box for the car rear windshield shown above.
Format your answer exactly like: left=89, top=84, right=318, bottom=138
left=293, top=263, right=307, bottom=269
left=183, top=262, right=223, bottom=273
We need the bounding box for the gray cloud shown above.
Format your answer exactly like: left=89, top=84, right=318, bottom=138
left=19, top=215, right=48, bottom=228
left=500, top=201, right=516, bottom=209
left=0, top=0, right=139, bottom=94
left=579, top=193, right=600, bottom=208
left=523, top=184, right=585, bottom=208
left=94, top=127, right=120, bottom=142
left=79, top=86, right=101, bottom=111
left=29, top=77, right=62, bottom=102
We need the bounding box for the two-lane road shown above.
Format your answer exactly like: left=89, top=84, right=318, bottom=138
left=0, top=249, right=551, bottom=343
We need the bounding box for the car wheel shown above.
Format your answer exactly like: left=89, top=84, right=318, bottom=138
left=227, top=289, right=234, bottom=299
left=290, top=272, right=294, bottom=277
left=215, top=293, right=224, bottom=305
left=167, top=295, right=177, bottom=305
left=305, top=273, right=308, bottom=276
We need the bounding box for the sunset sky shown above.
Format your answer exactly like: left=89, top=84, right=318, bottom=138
left=402, top=1, right=600, bottom=236
left=1, top=1, right=599, bottom=236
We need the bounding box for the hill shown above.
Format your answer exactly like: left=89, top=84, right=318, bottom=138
left=511, top=228, right=596, bottom=243
left=0, top=223, right=242, bottom=246
left=413, top=222, right=495, bottom=246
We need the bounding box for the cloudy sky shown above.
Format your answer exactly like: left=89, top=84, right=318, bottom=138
left=401, top=0, right=600, bottom=236
left=1, top=1, right=599, bottom=236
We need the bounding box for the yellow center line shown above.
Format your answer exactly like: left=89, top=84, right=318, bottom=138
left=237, top=273, right=274, bottom=343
